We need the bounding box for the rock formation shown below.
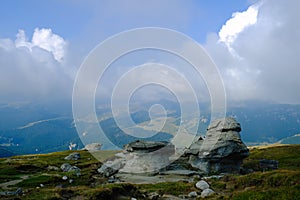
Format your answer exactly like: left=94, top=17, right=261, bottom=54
left=187, top=117, right=249, bottom=174
left=98, top=117, right=249, bottom=177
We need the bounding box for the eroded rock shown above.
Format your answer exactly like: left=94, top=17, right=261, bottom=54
left=64, top=152, right=80, bottom=160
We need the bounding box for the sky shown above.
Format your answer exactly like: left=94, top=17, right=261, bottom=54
left=0, top=0, right=299, bottom=104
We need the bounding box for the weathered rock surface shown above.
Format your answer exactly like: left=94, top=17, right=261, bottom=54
left=124, top=140, right=168, bottom=153
left=201, top=188, right=215, bottom=198
left=190, top=117, right=249, bottom=174
left=188, top=191, right=198, bottom=197
left=195, top=180, right=209, bottom=190
left=64, top=152, right=80, bottom=160
left=98, top=117, right=249, bottom=179
left=0, top=188, right=22, bottom=196
left=61, top=163, right=81, bottom=174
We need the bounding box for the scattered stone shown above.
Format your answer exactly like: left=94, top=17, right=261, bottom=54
left=200, top=188, right=215, bottom=198
left=64, top=152, right=81, bottom=160
left=15, top=188, right=23, bottom=195
left=55, top=184, right=64, bottom=189
left=47, top=165, right=59, bottom=171
left=62, top=176, right=68, bottom=180
left=188, top=191, right=198, bottom=197
left=69, top=179, right=74, bottom=184
left=0, top=188, right=23, bottom=196
left=148, top=192, right=160, bottom=200
left=131, top=198, right=137, bottom=200
left=68, top=166, right=81, bottom=173
left=259, top=159, right=279, bottom=170
left=196, top=180, right=209, bottom=190
left=40, top=184, right=44, bottom=188
left=61, top=163, right=81, bottom=175
left=61, top=163, right=72, bottom=172
left=85, top=143, right=102, bottom=151
left=97, top=163, right=119, bottom=177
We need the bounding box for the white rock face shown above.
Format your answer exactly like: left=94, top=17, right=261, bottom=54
left=201, top=188, right=215, bottom=198
left=196, top=180, right=210, bottom=190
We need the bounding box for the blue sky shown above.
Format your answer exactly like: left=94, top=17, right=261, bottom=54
left=0, top=0, right=299, bottom=104
left=0, top=0, right=251, bottom=44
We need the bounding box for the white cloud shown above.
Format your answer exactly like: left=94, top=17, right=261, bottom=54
left=206, top=0, right=300, bottom=104
left=218, top=4, right=259, bottom=47
left=0, top=28, right=71, bottom=101
left=15, top=28, right=66, bottom=62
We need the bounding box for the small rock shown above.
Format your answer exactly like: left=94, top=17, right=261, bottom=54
left=201, top=188, right=215, bottom=198
left=68, top=166, right=81, bottom=173
left=69, top=179, right=74, bottom=184
left=196, top=180, right=209, bottom=190
left=64, top=152, right=81, bottom=160
left=76, top=172, right=81, bottom=177
left=40, top=184, right=44, bottom=188
left=97, top=164, right=118, bottom=177
left=85, top=143, right=102, bottom=151
left=61, top=163, right=81, bottom=175
left=61, top=163, right=72, bottom=172
left=15, top=188, right=23, bottom=195
left=188, top=191, right=198, bottom=197
left=148, top=192, right=160, bottom=200
left=47, top=165, right=59, bottom=171
left=62, top=176, right=68, bottom=180
left=55, top=184, right=64, bottom=189
left=131, top=198, right=137, bottom=200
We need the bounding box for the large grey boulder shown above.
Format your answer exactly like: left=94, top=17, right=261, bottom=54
left=191, top=117, right=249, bottom=174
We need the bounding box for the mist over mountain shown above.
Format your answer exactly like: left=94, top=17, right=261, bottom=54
left=0, top=99, right=299, bottom=157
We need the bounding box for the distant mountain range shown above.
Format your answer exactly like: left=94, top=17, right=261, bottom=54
left=0, top=100, right=300, bottom=157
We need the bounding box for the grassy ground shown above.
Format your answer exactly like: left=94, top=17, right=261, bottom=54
left=0, top=145, right=299, bottom=199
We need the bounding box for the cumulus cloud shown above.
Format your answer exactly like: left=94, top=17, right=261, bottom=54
left=15, top=28, right=66, bottom=62
left=206, top=0, right=300, bottom=104
left=0, top=28, right=71, bottom=102
left=219, top=4, right=259, bottom=48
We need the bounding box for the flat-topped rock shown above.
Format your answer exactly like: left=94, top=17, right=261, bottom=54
left=207, top=117, right=241, bottom=132
left=124, top=140, right=168, bottom=153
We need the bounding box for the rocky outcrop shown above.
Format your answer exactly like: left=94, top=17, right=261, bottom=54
left=99, top=117, right=249, bottom=177
left=98, top=140, right=174, bottom=176
left=188, top=117, right=249, bottom=174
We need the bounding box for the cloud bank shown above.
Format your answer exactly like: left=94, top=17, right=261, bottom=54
left=0, top=28, right=71, bottom=102
left=206, top=0, right=300, bottom=104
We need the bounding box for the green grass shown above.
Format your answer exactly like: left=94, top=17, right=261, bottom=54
left=243, top=145, right=300, bottom=170
left=0, top=145, right=299, bottom=199
left=138, top=181, right=194, bottom=196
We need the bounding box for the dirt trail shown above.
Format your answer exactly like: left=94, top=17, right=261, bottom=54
left=0, top=175, right=29, bottom=190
